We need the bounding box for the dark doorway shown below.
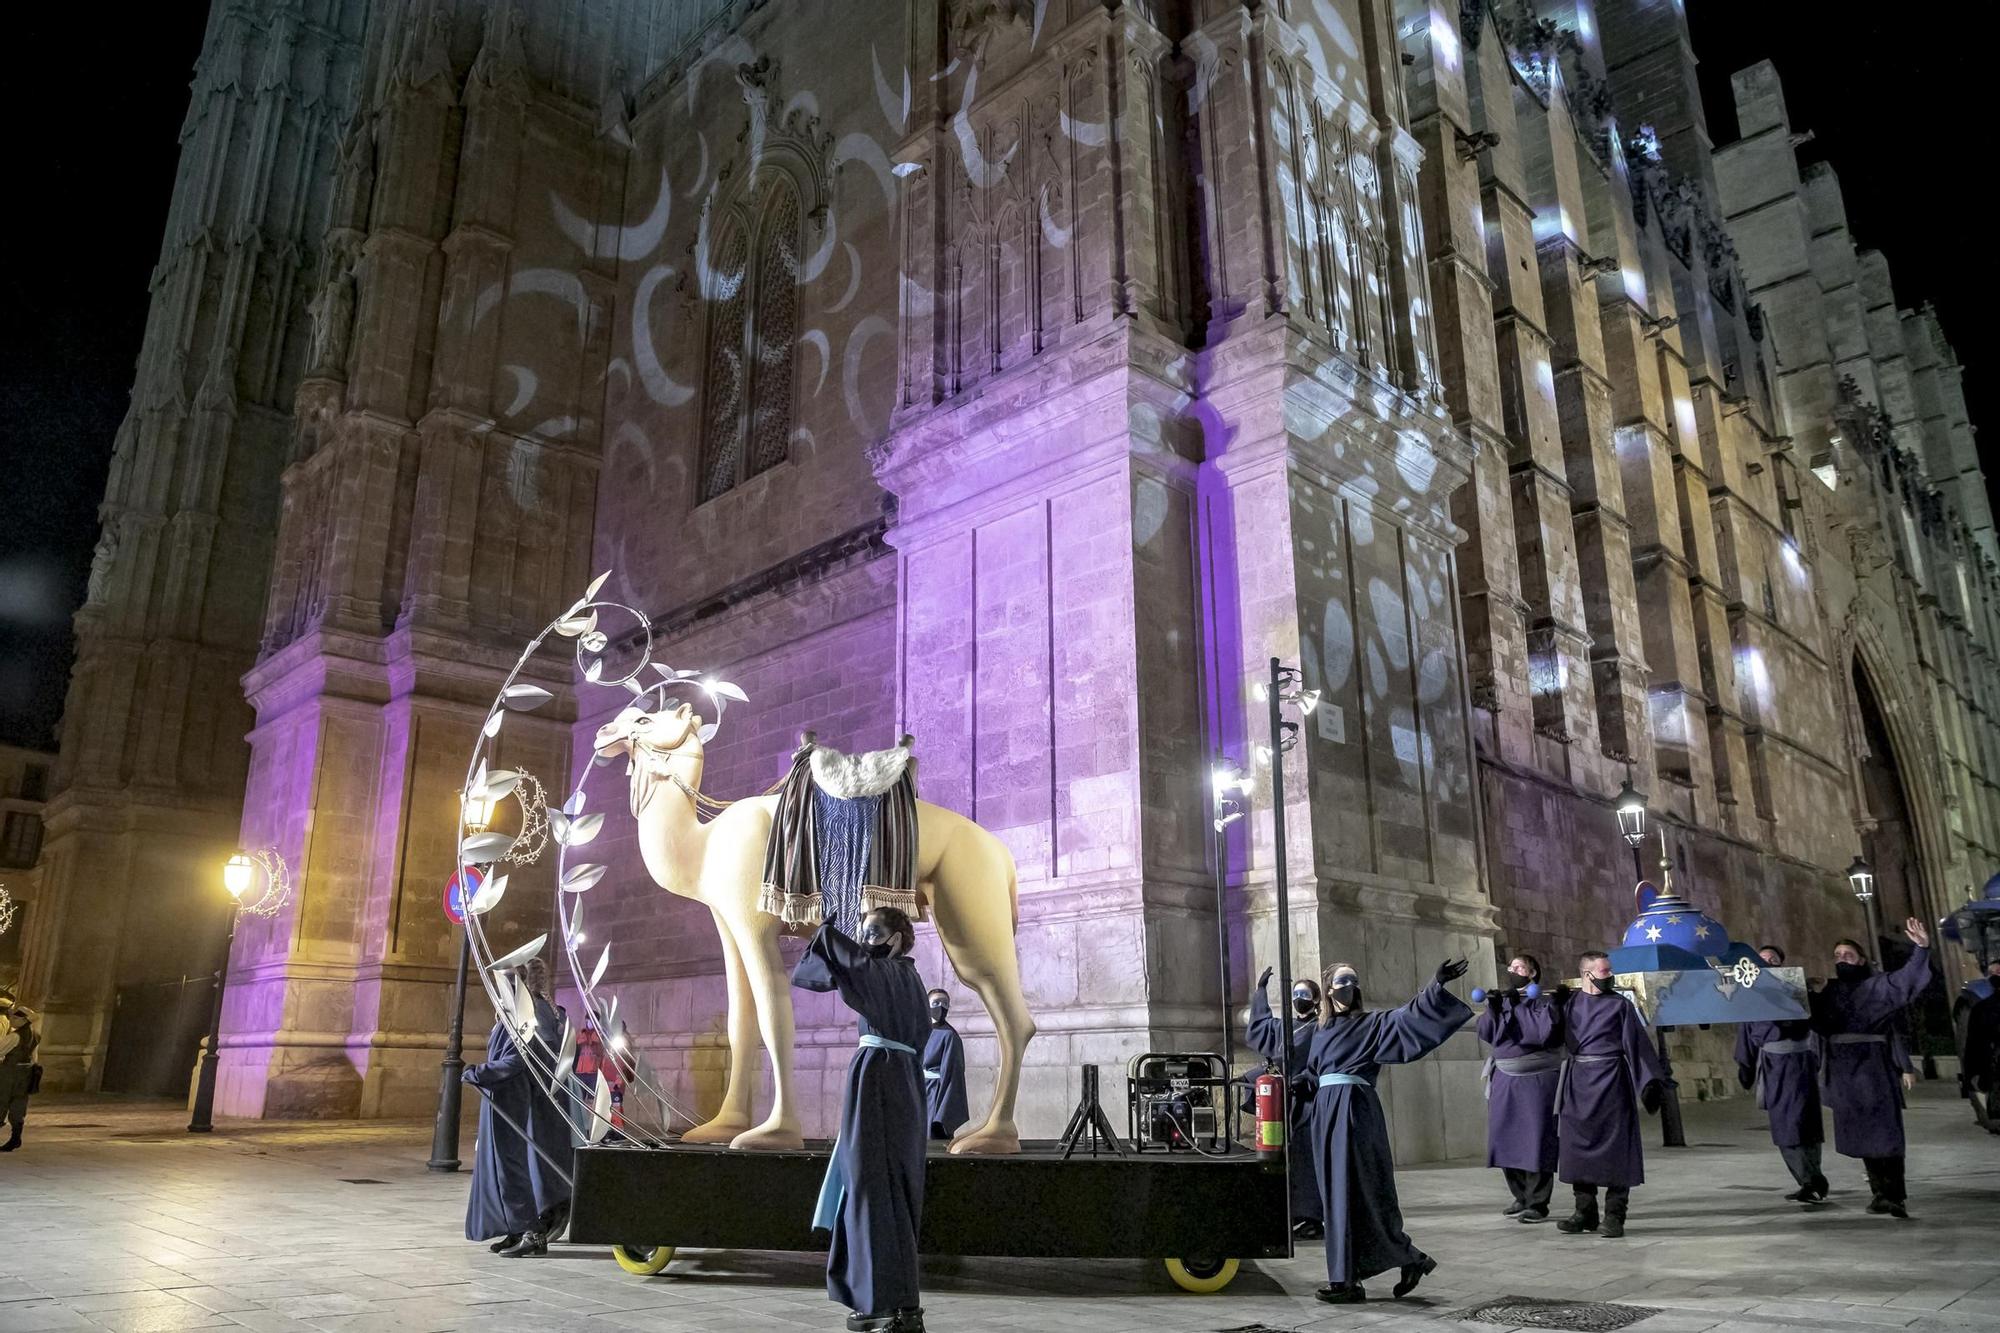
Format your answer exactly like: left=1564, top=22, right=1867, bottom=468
left=100, top=977, right=211, bottom=1097
left=1852, top=663, right=1949, bottom=1060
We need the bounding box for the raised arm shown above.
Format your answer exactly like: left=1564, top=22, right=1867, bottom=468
left=790, top=922, right=871, bottom=996
left=465, top=1025, right=527, bottom=1089
left=1849, top=923, right=1933, bottom=1029
left=1365, top=961, right=1474, bottom=1067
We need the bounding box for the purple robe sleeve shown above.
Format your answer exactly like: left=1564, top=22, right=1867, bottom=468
left=1623, top=1002, right=1665, bottom=1092
left=791, top=923, right=871, bottom=1005
left=1845, top=947, right=1933, bottom=1031
left=1361, top=981, right=1474, bottom=1066
left=466, top=1026, right=526, bottom=1089
left=1733, top=1023, right=1759, bottom=1073
left=1247, top=985, right=1310, bottom=1069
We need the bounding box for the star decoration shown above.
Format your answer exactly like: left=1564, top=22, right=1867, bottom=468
left=1693, top=924, right=1711, bottom=939
left=1665, top=914, right=1682, bottom=925
left=1645, top=925, right=1663, bottom=942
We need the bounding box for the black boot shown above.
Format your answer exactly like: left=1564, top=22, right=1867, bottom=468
left=498, top=1232, right=547, bottom=1257
left=1392, top=1255, right=1436, bottom=1298
left=487, top=1234, right=521, bottom=1253
left=1503, top=1199, right=1526, bottom=1216
left=1315, top=1283, right=1366, bottom=1304
left=1601, top=1201, right=1627, bottom=1239
left=0, top=1129, right=19, bottom=1153
left=1557, top=1201, right=1599, bottom=1234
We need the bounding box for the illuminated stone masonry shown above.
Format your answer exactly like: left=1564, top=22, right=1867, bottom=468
left=23, top=1, right=1999, bottom=1153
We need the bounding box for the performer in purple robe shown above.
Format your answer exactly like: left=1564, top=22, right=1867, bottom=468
left=792, top=908, right=931, bottom=1333
left=1247, top=968, right=1325, bottom=1237
left=921, top=989, right=969, bottom=1141
left=1477, top=954, right=1562, bottom=1222
left=1302, top=957, right=1471, bottom=1304
left=1732, top=944, right=1827, bottom=1203
left=1812, top=917, right=1932, bottom=1217
left=463, top=960, right=573, bottom=1256
left=1963, top=961, right=2000, bottom=1132
left=1555, top=951, right=1664, bottom=1239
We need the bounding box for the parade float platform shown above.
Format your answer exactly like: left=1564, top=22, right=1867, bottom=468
left=567, top=1138, right=1291, bottom=1292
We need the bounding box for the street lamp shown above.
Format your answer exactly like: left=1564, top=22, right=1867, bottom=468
left=189, top=852, right=257, bottom=1133
left=1847, top=852, right=1884, bottom=950
left=430, top=790, right=496, bottom=1172
left=1615, top=775, right=1647, bottom=885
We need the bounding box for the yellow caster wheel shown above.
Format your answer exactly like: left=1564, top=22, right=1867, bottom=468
left=1164, top=1256, right=1239, bottom=1293
left=612, top=1245, right=675, bottom=1275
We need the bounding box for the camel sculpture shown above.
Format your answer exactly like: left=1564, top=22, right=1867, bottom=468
left=592, top=698, right=1036, bottom=1153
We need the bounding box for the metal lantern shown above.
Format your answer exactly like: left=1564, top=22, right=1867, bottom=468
left=1615, top=777, right=1648, bottom=848
left=222, top=852, right=256, bottom=901
left=1846, top=855, right=1876, bottom=903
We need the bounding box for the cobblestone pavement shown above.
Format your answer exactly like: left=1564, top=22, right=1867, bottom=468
left=2, top=1085, right=1996, bottom=1333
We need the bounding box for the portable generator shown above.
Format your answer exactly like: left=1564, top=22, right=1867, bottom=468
left=1126, top=1052, right=1230, bottom=1154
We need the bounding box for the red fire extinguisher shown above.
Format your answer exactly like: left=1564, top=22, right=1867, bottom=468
left=1255, top=1066, right=1286, bottom=1168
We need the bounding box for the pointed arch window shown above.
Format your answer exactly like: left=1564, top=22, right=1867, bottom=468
left=698, top=179, right=801, bottom=503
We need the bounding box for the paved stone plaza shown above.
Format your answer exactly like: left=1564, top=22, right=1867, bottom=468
left=2, top=1086, right=1995, bottom=1333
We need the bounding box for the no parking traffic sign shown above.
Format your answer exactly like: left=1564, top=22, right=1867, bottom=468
left=444, top=866, right=484, bottom=925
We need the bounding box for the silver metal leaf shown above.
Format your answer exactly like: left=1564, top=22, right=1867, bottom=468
left=602, top=995, right=620, bottom=1038
left=565, top=813, right=605, bottom=847
left=503, top=683, right=554, bottom=711
left=555, top=610, right=598, bottom=639
left=468, top=871, right=508, bottom=915
left=696, top=723, right=719, bottom=744
left=584, top=570, right=611, bottom=600
left=621, top=677, right=647, bottom=697
left=480, top=769, right=522, bottom=802
left=562, top=862, right=607, bottom=894
left=674, top=668, right=701, bottom=678
left=483, top=710, right=505, bottom=738
left=588, top=1074, right=613, bottom=1144
left=707, top=680, right=748, bottom=702
left=566, top=898, right=584, bottom=944
left=584, top=657, right=604, bottom=682
left=652, top=662, right=677, bottom=678
left=590, top=943, right=611, bottom=988
left=555, top=1023, right=576, bottom=1080
left=581, top=630, right=608, bottom=652
left=511, top=976, right=538, bottom=1040
left=489, top=933, right=547, bottom=974
left=548, top=811, right=572, bottom=843
left=461, top=831, right=516, bottom=865
left=563, top=789, right=587, bottom=817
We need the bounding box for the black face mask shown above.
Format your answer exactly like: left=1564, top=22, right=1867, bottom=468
left=1502, top=970, right=1531, bottom=990
left=928, top=1002, right=948, bottom=1024
left=1835, top=961, right=1872, bottom=983
left=1292, top=991, right=1317, bottom=1018
left=1327, top=982, right=1359, bottom=1013
left=1588, top=974, right=1617, bottom=994
left=859, top=923, right=901, bottom=956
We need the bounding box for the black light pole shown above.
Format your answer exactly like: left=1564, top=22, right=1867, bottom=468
left=189, top=853, right=251, bottom=1134
left=430, top=795, right=494, bottom=1172
left=1614, top=779, right=1684, bottom=1148
left=1266, top=659, right=1295, bottom=1096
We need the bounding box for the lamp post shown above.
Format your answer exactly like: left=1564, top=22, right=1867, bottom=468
left=188, top=852, right=254, bottom=1133
left=1847, top=853, right=1883, bottom=953
left=1615, top=774, right=1647, bottom=886
left=1209, top=761, right=1252, bottom=1145
left=429, top=789, right=497, bottom=1172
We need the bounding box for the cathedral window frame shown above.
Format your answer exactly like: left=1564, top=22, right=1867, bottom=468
left=695, top=166, right=810, bottom=507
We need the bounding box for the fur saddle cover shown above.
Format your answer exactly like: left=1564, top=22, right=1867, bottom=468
left=759, top=738, right=921, bottom=931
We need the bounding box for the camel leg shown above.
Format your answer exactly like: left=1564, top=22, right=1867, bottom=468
left=680, top=905, right=757, bottom=1144
left=726, top=910, right=805, bottom=1151
left=932, top=862, right=1035, bottom=1155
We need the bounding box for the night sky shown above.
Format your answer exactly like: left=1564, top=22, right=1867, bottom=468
left=0, top=3, right=1992, bottom=752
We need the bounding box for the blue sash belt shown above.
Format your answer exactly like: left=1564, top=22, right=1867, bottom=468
left=813, top=1035, right=919, bottom=1230
left=1318, top=1072, right=1371, bottom=1088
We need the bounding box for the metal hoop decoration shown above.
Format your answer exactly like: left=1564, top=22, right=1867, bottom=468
left=0, top=881, right=16, bottom=938
left=503, top=772, right=551, bottom=865
left=452, top=570, right=752, bottom=1151
left=237, top=850, right=294, bottom=919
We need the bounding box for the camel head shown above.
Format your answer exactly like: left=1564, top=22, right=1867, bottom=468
left=593, top=697, right=709, bottom=816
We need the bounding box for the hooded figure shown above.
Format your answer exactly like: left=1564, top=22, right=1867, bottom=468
left=1732, top=944, right=1827, bottom=1202
left=1300, top=957, right=1471, bottom=1304
left=792, top=908, right=931, bottom=1333
left=921, top=989, right=969, bottom=1141
left=1811, top=918, right=1933, bottom=1216
left=1554, top=951, right=1665, bottom=1239
left=1477, top=954, right=1562, bottom=1222
left=0, top=1003, right=39, bottom=1152
left=1246, top=969, right=1325, bottom=1237
left=463, top=959, right=573, bottom=1256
